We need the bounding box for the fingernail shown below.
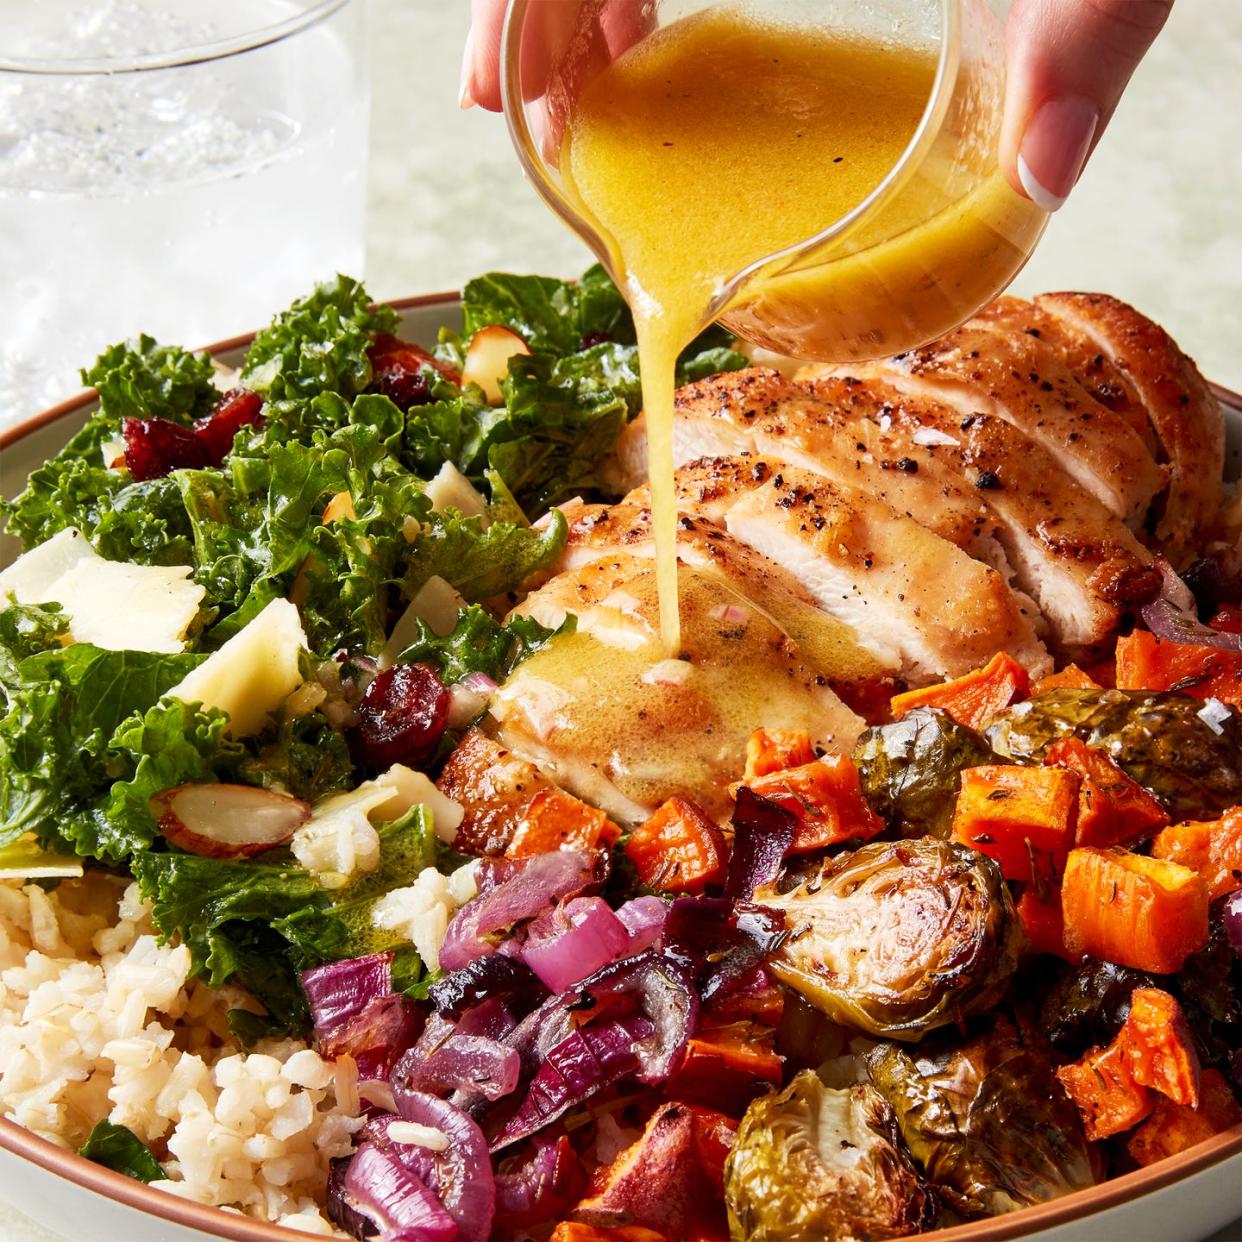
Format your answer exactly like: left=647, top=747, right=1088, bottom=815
left=1017, top=95, right=1099, bottom=212
left=458, top=24, right=476, bottom=110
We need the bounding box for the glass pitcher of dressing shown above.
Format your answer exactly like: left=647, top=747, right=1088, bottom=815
left=502, top=0, right=1048, bottom=655
left=501, top=0, right=1047, bottom=364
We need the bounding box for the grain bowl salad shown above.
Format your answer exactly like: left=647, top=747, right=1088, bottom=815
left=1, top=270, right=1239, bottom=1241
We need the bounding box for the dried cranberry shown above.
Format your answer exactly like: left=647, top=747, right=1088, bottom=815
left=122, top=416, right=211, bottom=482
left=348, top=663, right=450, bottom=769
left=370, top=361, right=433, bottom=411
left=578, top=330, right=612, bottom=350
left=194, top=388, right=264, bottom=460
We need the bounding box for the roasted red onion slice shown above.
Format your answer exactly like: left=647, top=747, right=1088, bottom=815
left=393, top=1032, right=521, bottom=1103
left=664, top=897, right=787, bottom=1004
left=494, top=1014, right=653, bottom=1149
left=334, top=1142, right=456, bottom=1242
left=494, top=1135, right=586, bottom=1231
left=322, top=994, right=424, bottom=1083
left=303, top=953, right=394, bottom=1042
left=724, top=788, right=798, bottom=899
left=1140, top=597, right=1242, bottom=654
left=520, top=897, right=629, bottom=992
left=439, top=848, right=602, bottom=971
left=615, top=896, right=669, bottom=954
left=428, top=954, right=547, bottom=1019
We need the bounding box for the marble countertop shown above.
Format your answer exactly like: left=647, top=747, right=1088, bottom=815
left=3, top=1, right=1239, bottom=1239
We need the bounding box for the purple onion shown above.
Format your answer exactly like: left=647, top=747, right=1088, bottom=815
left=724, top=788, right=797, bottom=899
left=1140, top=597, right=1242, bottom=655
left=321, top=994, right=424, bottom=1083
left=1223, top=890, right=1242, bottom=955
left=302, top=952, right=393, bottom=1043
left=494, top=1135, right=586, bottom=1231
left=393, top=1033, right=521, bottom=1103
left=520, top=897, right=630, bottom=992
left=439, top=849, right=602, bottom=972
left=337, top=1142, right=456, bottom=1242
left=326, top=1158, right=375, bottom=1240
left=384, top=1094, right=496, bottom=1242
left=429, top=955, right=547, bottom=1019
left=664, top=897, right=787, bottom=1004
left=615, top=896, right=668, bottom=954
left=494, top=1014, right=652, bottom=1149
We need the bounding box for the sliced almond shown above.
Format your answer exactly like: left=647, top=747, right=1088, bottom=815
left=151, top=783, right=311, bottom=858
left=460, top=325, right=531, bottom=405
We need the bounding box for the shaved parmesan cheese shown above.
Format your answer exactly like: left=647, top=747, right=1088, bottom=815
left=291, top=764, right=466, bottom=887
left=424, top=461, right=489, bottom=525
left=383, top=574, right=467, bottom=663
left=912, top=426, right=960, bottom=448
left=167, top=598, right=306, bottom=735
left=0, top=527, right=204, bottom=653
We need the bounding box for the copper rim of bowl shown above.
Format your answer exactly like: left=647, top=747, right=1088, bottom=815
left=1, top=291, right=1240, bottom=1240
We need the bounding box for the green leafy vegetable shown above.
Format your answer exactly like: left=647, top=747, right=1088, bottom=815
left=78, top=1120, right=166, bottom=1183
left=404, top=508, right=568, bottom=602
left=236, top=711, right=355, bottom=803
left=83, top=335, right=218, bottom=425
left=396, top=604, right=570, bottom=685
left=132, top=850, right=348, bottom=1036
left=854, top=707, right=996, bottom=839
left=0, top=597, right=68, bottom=663
left=986, top=688, right=1242, bottom=820
left=241, top=275, right=399, bottom=403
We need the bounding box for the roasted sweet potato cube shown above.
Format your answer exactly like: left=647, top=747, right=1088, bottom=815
left=951, top=764, right=1078, bottom=882
left=1115, top=629, right=1242, bottom=705
left=1045, top=737, right=1170, bottom=849
left=743, top=728, right=816, bottom=781
left=665, top=1021, right=783, bottom=1116
left=1057, top=1040, right=1154, bottom=1141
left=507, top=788, right=621, bottom=859
left=890, top=651, right=1030, bottom=730
left=1127, top=1070, right=1242, bottom=1167
left=1032, top=663, right=1102, bottom=694
left=745, top=754, right=883, bottom=852
left=625, top=797, right=726, bottom=893
left=1150, top=807, right=1242, bottom=901
left=1120, top=988, right=1201, bottom=1107
left=1016, top=886, right=1074, bottom=959
left=1061, top=848, right=1209, bottom=974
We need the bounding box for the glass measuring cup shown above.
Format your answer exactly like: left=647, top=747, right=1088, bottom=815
left=501, top=0, right=1049, bottom=363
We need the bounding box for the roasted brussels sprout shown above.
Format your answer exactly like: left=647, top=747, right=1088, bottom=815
left=853, top=708, right=995, bottom=840
left=986, top=689, right=1242, bottom=821
left=1038, top=959, right=1153, bottom=1057
left=725, top=1069, right=934, bottom=1242
left=865, top=1018, right=1095, bottom=1217
left=758, top=839, right=1021, bottom=1040
left=1175, top=901, right=1242, bottom=1075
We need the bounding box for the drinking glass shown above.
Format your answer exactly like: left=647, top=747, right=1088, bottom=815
left=0, top=0, right=368, bottom=428
left=502, top=0, right=1049, bottom=362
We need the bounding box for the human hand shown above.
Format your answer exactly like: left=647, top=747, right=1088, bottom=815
left=460, top=0, right=1174, bottom=213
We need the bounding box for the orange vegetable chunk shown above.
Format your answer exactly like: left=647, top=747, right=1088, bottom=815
left=743, top=727, right=815, bottom=781
left=890, top=651, right=1030, bottom=730
left=1119, top=988, right=1201, bottom=1107
left=624, top=796, right=726, bottom=893
left=1061, top=848, right=1209, bottom=973
left=551, top=1226, right=668, bottom=1242
left=1057, top=1040, right=1154, bottom=1141
left=1044, top=737, right=1170, bottom=848
left=1115, top=629, right=1242, bottom=705
left=951, top=764, right=1078, bottom=882
left=1016, top=886, right=1073, bottom=959
left=1208, top=605, right=1242, bottom=635
left=745, top=755, right=883, bottom=852
left=1126, top=1070, right=1242, bottom=1167
left=665, top=1021, right=783, bottom=1116
left=1150, top=807, right=1242, bottom=901
left=1033, top=663, right=1102, bottom=695
left=506, top=788, right=620, bottom=859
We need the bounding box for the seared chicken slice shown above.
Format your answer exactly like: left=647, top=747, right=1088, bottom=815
left=798, top=373, right=1162, bottom=651
left=1034, top=292, right=1226, bottom=559
left=604, top=368, right=999, bottom=557
left=629, top=457, right=1049, bottom=680
left=838, top=313, right=1167, bottom=525
left=493, top=552, right=865, bottom=823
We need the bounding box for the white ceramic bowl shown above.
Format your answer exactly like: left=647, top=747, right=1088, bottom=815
left=1, top=293, right=1240, bottom=1242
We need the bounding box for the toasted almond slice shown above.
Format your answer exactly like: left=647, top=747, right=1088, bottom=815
left=461, top=325, right=531, bottom=404
left=151, top=783, right=311, bottom=858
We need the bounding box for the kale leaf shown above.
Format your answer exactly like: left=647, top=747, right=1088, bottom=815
left=79, top=1121, right=166, bottom=1183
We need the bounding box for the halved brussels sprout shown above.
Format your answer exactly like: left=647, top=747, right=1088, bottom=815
left=725, top=1069, right=934, bottom=1242
left=853, top=707, right=995, bottom=840
left=986, top=688, right=1242, bottom=821
left=865, top=1017, right=1095, bottom=1217
left=758, top=839, right=1021, bottom=1040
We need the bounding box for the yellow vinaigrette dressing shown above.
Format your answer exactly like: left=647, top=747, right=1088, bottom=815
left=562, top=8, right=1044, bottom=654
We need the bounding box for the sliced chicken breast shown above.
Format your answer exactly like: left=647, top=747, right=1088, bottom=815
left=1034, top=292, right=1226, bottom=560
left=494, top=551, right=865, bottom=823
left=797, top=372, right=1162, bottom=651
left=628, top=456, right=1050, bottom=680
left=839, top=313, right=1167, bottom=525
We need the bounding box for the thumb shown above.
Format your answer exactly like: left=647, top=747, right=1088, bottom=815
left=1000, top=0, right=1174, bottom=211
